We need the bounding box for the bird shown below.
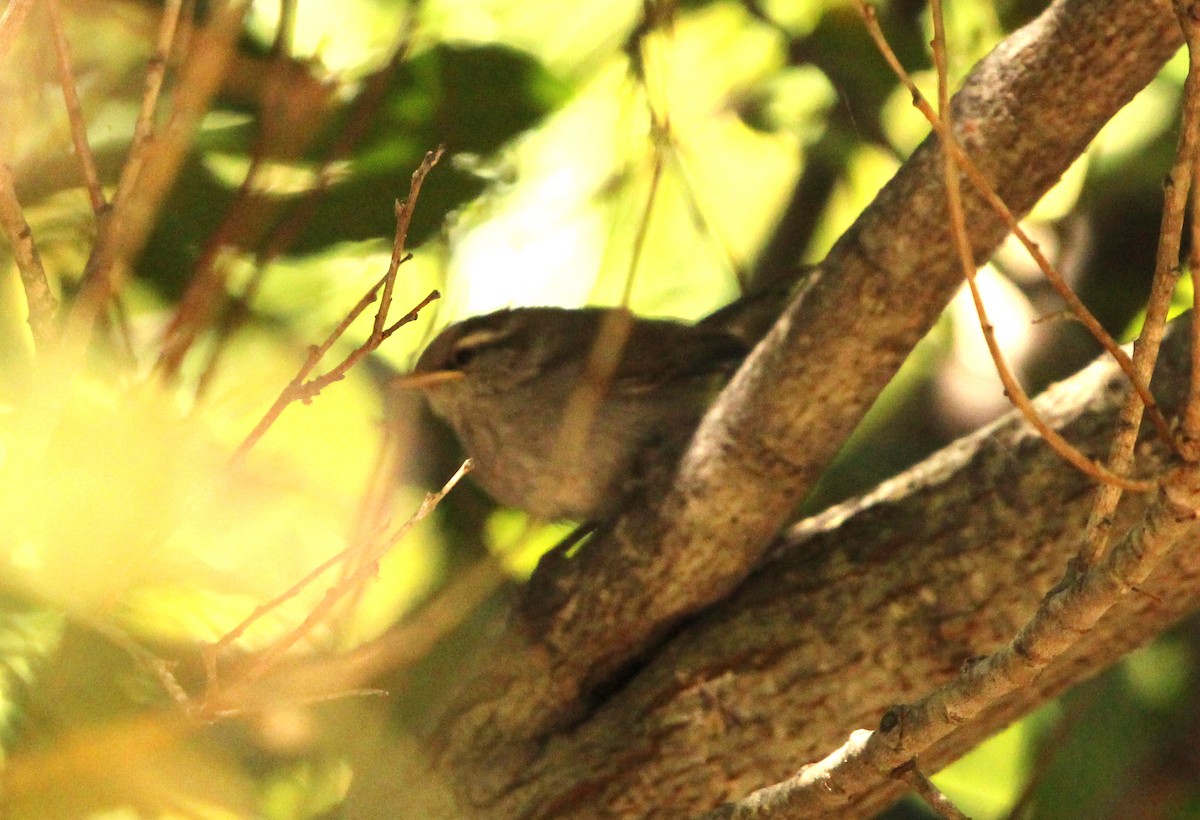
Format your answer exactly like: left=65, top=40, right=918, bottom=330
left=397, top=306, right=748, bottom=521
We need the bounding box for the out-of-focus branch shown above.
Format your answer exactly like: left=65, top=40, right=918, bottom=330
left=67, top=0, right=248, bottom=346
left=0, top=165, right=57, bottom=346
left=45, top=0, right=106, bottom=217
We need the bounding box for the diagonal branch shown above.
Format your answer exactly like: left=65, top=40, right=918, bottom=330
left=0, top=164, right=57, bottom=346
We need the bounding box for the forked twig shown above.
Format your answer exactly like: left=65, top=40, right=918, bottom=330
left=116, top=0, right=184, bottom=211
left=231, top=146, right=445, bottom=462
left=374, top=147, right=445, bottom=339
left=1077, top=0, right=1200, bottom=565
left=541, top=43, right=673, bottom=514
left=194, top=9, right=420, bottom=398
left=196, top=459, right=473, bottom=719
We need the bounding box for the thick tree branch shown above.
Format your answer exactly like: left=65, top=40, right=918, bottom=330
left=468, top=317, right=1197, bottom=818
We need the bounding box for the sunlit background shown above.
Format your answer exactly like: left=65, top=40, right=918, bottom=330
left=0, top=0, right=1191, bottom=816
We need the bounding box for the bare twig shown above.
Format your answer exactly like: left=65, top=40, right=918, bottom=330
left=1179, top=0, right=1200, bottom=452
left=68, top=0, right=247, bottom=344
left=193, top=11, right=420, bottom=398
left=927, top=5, right=1151, bottom=492
left=856, top=2, right=1175, bottom=455
left=45, top=0, right=106, bottom=216
left=538, top=70, right=673, bottom=516
left=114, top=0, right=185, bottom=214
left=1079, top=0, right=1200, bottom=566
left=228, top=144, right=443, bottom=461
left=893, top=760, right=970, bottom=820
left=374, top=146, right=445, bottom=339
left=317, top=555, right=508, bottom=690
left=629, top=6, right=745, bottom=291
left=233, top=141, right=446, bottom=436
left=155, top=0, right=301, bottom=381
left=0, top=165, right=56, bottom=346
left=336, top=420, right=406, bottom=618
left=175, top=0, right=196, bottom=61
left=1191, top=160, right=1200, bottom=446
left=232, top=285, right=439, bottom=462
left=196, top=460, right=473, bottom=719
left=540, top=113, right=665, bottom=509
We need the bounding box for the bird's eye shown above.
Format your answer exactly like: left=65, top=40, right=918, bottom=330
left=442, top=324, right=508, bottom=371
left=448, top=343, right=481, bottom=370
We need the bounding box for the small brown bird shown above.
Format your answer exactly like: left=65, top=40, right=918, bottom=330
left=399, top=306, right=747, bottom=520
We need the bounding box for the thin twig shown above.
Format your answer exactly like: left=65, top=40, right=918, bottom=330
left=196, top=459, right=473, bottom=719
left=374, top=146, right=445, bottom=339
left=537, top=59, right=673, bottom=514
left=0, top=164, right=56, bottom=346
left=622, top=127, right=665, bottom=307
left=1002, top=689, right=1097, bottom=820
left=68, top=0, right=246, bottom=341
left=857, top=0, right=1153, bottom=494
left=1191, top=159, right=1200, bottom=446
left=340, top=555, right=507, bottom=675
left=80, top=615, right=191, bottom=707
left=336, top=418, right=405, bottom=620
left=155, top=0, right=299, bottom=381
left=1179, top=0, right=1200, bottom=452
left=1079, top=0, right=1200, bottom=565
left=45, top=0, right=106, bottom=216
left=856, top=3, right=1175, bottom=455
left=113, top=0, right=185, bottom=214
left=230, top=146, right=444, bottom=460
left=231, top=285, right=439, bottom=462
left=194, top=9, right=419, bottom=397
left=175, top=0, right=196, bottom=61
left=667, top=139, right=748, bottom=293
left=893, top=760, right=970, bottom=820
left=153, top=175, right=258, bottom=378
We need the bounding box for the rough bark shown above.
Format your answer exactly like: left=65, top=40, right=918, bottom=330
left=453, top=316, right=1193, bottom=818
left=433, top=0, right=1188, bottom=815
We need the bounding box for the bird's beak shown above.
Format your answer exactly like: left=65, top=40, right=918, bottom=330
left=391, top=370, right=465, bottom=390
